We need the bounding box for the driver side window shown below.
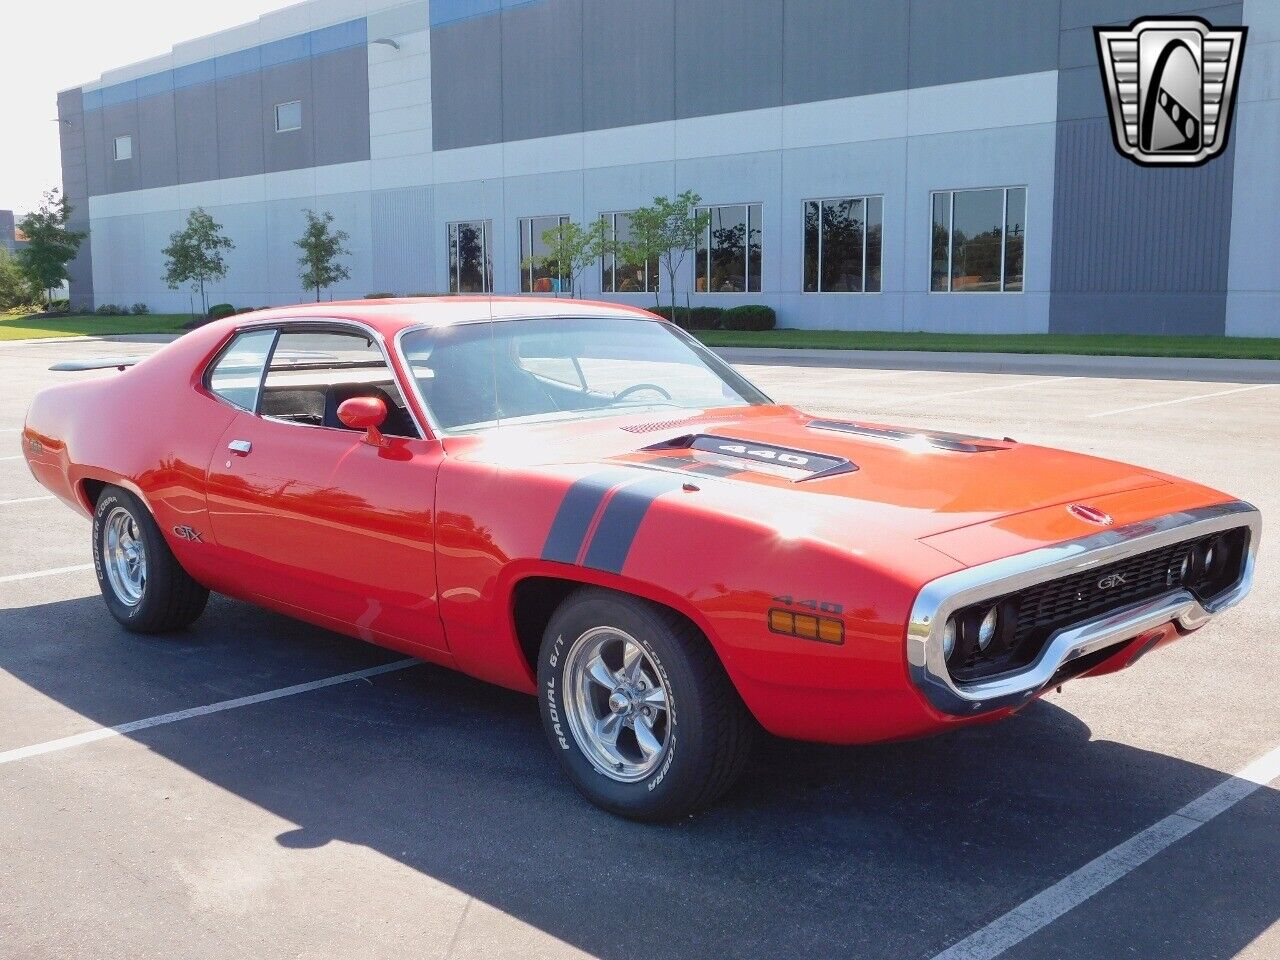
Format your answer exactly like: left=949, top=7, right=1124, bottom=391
left=258, top=329, right=418, bottom=438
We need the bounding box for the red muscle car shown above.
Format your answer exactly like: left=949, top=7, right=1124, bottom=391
left=22, top=299, right=1260, bottom=820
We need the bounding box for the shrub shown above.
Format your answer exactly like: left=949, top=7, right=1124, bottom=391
left=407, top=291, right=452, bottom=297
left=207, top=303, right=236, bottom=320
left=721, top=304, right=776, bottom=332
left=95, top=303, right=126, bottom=316
left=235, top=307, right=255, bottom=314
left=364, top=292, right=397, bottom=299
left=130, top=302, right=150, bottom=315
left=47, top=298, right=70, bottom=313
left=645, top=305, right=725, bottom=330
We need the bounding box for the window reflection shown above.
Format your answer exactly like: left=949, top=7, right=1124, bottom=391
left=696, top=203, right=762, bottom=293
left=930, top=188, right=1026, bottom=293
left=447, top=220, right=492, bottom=294
left=519, top=215, right=570, bottom=293
left=803, top=195, right=882, bottom=293
left=600, top=212, right=658, bottom=293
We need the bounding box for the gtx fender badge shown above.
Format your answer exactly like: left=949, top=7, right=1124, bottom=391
left=1095, top=17, right=1246, bottom=167
left=173, top=525, right=204, bottom=543
left=1069, top=504, right=1115, bottom=526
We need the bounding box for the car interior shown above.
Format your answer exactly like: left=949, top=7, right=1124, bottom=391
left=255, top=331, right=419, bottom=439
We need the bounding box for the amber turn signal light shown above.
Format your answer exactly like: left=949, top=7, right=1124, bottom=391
left=768, top=608, right=844, bottom=645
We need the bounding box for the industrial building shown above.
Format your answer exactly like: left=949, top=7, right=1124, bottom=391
left=57, top=0, right=1279, bottom=335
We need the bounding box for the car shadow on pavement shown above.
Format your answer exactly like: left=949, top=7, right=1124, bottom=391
left=2, top=595, right=1277, bottom=960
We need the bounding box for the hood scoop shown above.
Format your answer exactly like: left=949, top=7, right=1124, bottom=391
left=807, top=419, right=1014, bottom=453
left=643, top=433, right=857, bottom=482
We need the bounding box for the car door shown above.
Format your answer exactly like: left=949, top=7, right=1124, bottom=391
left=203, top=323, right=447, bottom=654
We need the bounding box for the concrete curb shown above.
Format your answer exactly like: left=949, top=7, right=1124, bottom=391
left=711, top=347, right=1280, bottom=384
left=0, top=333, right=183, bottom=348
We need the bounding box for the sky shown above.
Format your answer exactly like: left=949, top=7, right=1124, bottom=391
left=0, top=0, right=292, bottom=218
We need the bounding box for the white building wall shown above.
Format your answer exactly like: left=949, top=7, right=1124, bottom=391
left=85, top=2, right=1059, bottom=335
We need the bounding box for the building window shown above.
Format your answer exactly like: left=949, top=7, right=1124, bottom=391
left=696, top=203, right=762, bottom=293
left=518, top=215, right=570, bottom=293
left=930, top=187, right=1025, bottom=292
left=600, top=211, right=659, bottom=293
left=275, top=100, right=302, bottom=133
left=803, top=196, right=882, bottom=293
left=113, top=136, right=132, bottom=161
left=447, top=220, right=493, bottom=293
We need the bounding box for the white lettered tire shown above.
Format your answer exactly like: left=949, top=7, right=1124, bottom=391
left=92, top=486, right=209, bottom=633
left=537, top=587, right=754, bottom=821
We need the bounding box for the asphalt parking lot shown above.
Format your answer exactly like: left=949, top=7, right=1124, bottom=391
left=1, top=336, right=1277, bottom=960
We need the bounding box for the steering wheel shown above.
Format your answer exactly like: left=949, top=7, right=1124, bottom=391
left=614, top=383, right=673, bottom=403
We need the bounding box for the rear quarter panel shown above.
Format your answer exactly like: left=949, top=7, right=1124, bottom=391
left=22, top=323, right=240, bottom=584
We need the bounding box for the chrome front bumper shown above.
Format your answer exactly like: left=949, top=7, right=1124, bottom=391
left=907, top=500, right=1262, bottom=716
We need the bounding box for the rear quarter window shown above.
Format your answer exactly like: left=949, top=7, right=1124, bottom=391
left=207, top=329, right=277, bottom=411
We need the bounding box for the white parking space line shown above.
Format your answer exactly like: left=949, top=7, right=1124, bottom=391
left=859, top=375, right=1082, bottom=407
left=1087, top=383, right=1274, bottom=418
left=0, top=496, right=54, bottom=506
left=0, top=659, right=419, bottom=766
left=0, top=455, right=23, bottom=462
left=929, top=741, right=1280, bottom=960
left=0, top=563, right=94, bottom=584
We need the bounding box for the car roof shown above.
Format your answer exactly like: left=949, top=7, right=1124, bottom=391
left=233, top=296, right=663, bottom=338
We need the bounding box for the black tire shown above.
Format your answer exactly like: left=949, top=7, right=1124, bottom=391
left=92, top=487, right=209, bottom=633
left=537, top=587, right=754, bottom=821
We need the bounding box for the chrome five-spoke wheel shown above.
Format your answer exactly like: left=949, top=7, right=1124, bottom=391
left=562, top=626, right=671, bottom=782
left=102, top=505, right=147, bottom=606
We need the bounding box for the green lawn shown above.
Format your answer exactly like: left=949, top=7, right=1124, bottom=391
left=694, top=329, right=1280, bottom=360
left=0, top=311, right=192, bottom=342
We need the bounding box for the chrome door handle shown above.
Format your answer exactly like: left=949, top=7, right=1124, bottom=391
left=228, top=440, right=252, bottom=456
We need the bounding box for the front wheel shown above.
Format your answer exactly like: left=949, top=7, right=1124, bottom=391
left=92, top=487, right=209, bottom=633
left=538, top=588, right=754, bottom=821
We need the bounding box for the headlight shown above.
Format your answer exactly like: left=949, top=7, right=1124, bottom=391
left=942, top=618, right=957, bottom=661
left=977, top=606, right=998, bottom=650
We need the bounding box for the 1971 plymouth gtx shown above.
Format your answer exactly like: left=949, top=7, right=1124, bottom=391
left=22, top=299, right=1260, bottom=820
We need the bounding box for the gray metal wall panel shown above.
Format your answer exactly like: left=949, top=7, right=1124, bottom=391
left=371, top=186, right=435, bottom=293
left=430, top=15, right=504, bottom=150
left=908, top=0, right=1059, bottom=88
left=216, top=71, right=266, bottom=181
left=1060, top=0, right=1240, bottom=29
left=83, top=46, right=368, bottom=195
left=782, top=0, right=909, bottom=104
left=101, top=102, right=141, bottom=195
left=82, top=102, right=107, bottom=200
left=675, top=0, right=784, bottom=119
left=311, top=44, right=370, bottom=167
left=262, top=58, right=315, bottom=173
left=136, top=91, right=179, bottom=189
left=175, top=83, right=221, bottom=184
left=1048, top=119, right=1235, bottom=334
left=58, top=87, right=94, bottom=309
left=582, top=0, right=674, bottom=130
left=501, top=0, right=584, bottom=142
left=1058, top=3, right=1242, bottom=120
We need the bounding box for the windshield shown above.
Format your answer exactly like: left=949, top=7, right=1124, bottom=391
left=399, top=316, right=771, bottom=434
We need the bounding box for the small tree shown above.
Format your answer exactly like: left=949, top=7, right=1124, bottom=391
left=0, top=248, right=39, bottom=310
left=521, top=218, right=606, bottom=298
left=16, top=188, right=85, bottom=306
left=622, top=191, right=710, bottom=320
left=296, top=209, right=351, bottom=301
left=163, top=207, right=234, bottom=316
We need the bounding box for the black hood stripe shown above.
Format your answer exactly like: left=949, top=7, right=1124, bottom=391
left=582, top=473, right=687, bottom=574
left=541, top=469, right=638, bottom=563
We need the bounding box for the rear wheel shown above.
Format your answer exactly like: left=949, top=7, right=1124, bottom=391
left=538, top=588, right=754, bottom=821
left=92, top=487, right=209, bottom=633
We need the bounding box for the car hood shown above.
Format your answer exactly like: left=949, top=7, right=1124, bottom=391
left=442, top=404, right=1172, bottom=542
